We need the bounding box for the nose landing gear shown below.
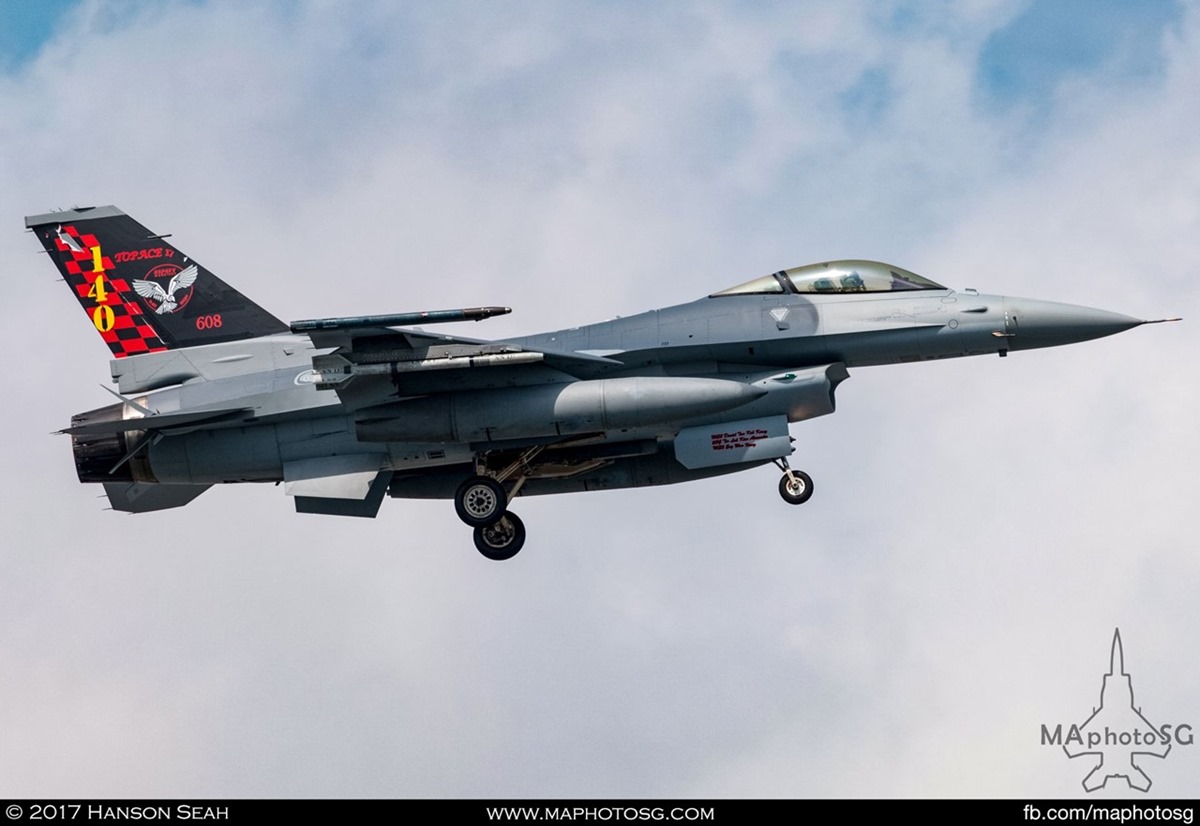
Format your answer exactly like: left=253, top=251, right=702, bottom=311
left=774, top=458, right=813, bottom=505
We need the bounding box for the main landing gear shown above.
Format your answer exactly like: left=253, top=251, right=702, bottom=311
left=454, top=447, right=545, bottom=560
left=452, top=450, right=813, bottom=559
left=454, top=475, right=507, bottom=527
left=774, top=458, right=814, bottom=505
left=473, top=512, right=526, bottom=561
left=454, top=473, right=526, bottom=560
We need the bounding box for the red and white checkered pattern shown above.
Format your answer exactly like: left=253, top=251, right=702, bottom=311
left=52, top=224, right=167, bottom=359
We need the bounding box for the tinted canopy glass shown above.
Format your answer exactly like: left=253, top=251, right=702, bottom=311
left=711, top=261, right=945, bottom=297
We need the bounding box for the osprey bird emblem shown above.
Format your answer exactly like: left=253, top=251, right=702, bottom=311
left=132, top=264, right=198, bottom=314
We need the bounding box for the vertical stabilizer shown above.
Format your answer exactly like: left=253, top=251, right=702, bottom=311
left=26, top=205, right=288, bottom=358
left=1110, top=628, right=1126, bottom=675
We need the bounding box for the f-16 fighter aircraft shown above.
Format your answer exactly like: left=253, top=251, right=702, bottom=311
left=27, top=206, right=1176, bottom=560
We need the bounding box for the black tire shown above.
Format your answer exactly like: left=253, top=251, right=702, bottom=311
left=455, top=475, right=507, bottom=527
left=778, top=470, right=814, bottom=505
left=473, top=512, right=526, bottom=561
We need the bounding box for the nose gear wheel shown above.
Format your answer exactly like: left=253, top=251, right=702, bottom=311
left=773, top=458, right=813, bottom=505
left=778, top=470, right=814, bottom=504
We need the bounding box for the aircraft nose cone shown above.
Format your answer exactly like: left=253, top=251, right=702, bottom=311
left=1004, top=298, right=1145, bottom=351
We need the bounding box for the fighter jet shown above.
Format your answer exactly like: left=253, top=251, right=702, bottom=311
left=26, top=206, right=1176, bottom=560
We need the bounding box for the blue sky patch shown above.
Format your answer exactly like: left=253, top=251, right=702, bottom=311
left=0, top=1, right=83, bottom=71
left=838, top=67, right=891, bottom=129
left=977, top=0, right=1181, bottom=108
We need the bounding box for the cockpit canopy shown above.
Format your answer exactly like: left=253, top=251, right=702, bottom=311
left=710, top=260, right=946, bottom=297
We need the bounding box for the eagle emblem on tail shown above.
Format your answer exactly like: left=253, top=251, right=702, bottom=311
left=132, top=264, right=198, bottom=314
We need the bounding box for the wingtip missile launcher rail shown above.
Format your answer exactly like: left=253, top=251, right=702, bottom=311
left=289, top=306, right=512, bottom=334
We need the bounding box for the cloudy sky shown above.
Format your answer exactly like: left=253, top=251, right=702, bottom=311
left=1, top=0, right=1197, bottom=799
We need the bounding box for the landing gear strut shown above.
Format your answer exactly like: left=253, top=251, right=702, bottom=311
left=456, top=446, right=545, bottom=559
left=774, top=458, right=813, bottom=505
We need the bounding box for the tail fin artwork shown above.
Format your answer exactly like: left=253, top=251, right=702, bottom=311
left=26, top=205, right=288, bottom=358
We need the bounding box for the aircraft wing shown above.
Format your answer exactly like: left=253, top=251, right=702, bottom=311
left=306, top=325, right=621, bottom=373
left=405, top=328, right=626, bottom=376
left=296, top=317, right=623, bottom=411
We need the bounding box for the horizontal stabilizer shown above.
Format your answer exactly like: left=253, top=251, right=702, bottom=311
left=65, top=406, right=253, bottom=436
left=103, top=482, right=211, bottom=513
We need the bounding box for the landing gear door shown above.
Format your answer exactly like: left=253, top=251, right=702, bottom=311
left=674, top=415, right=791, bottom=469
